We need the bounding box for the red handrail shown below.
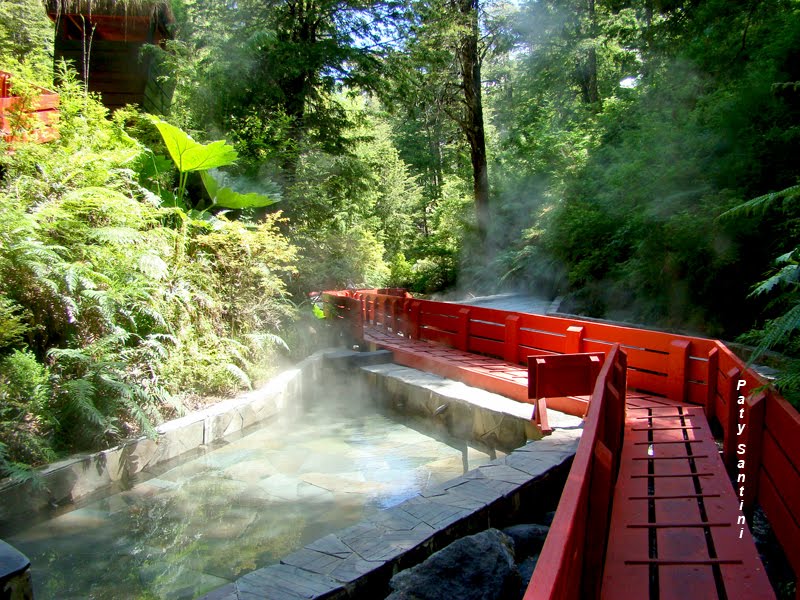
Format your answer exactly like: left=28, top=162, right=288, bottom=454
left=523, top=344, right=626, bottom=599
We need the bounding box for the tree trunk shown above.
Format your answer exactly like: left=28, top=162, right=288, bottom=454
left=456, top=0, right=490, bottom=237
left=578, top=0, right=601, bottom=107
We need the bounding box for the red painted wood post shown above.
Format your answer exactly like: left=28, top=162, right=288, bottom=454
left=505, top=315, right=520, bottom=364
left=566, top=325, right=584, bottom=353
left=742, top=391, right=766, bottom=514
left=667, top=339, right=690, bottom=402
left=351, top=297, right=364, bottom=341
left=373, top=296, right=381, bottom=329
left=358, top=293, right=367, bottom=327
left=457, top=308, right=470, bottom=351
left=723, top=366, right=742, bottom=471
left=364, top=294, right=373, bottom=326
left=379, top=297, right=388, bottom=331
left=706, top=346, right=719, bottom=419
left=359, top=293, right=366, bottom=324
left=409, top=301, right=421, bottom=340
left=400, top=298, right=412, bottom=337
left=390, top=298, right=400, bottom=334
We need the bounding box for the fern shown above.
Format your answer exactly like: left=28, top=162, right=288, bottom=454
left=719, top=183, right=800, bottom=220
left=245, top=332, right=290, bottom=352
left=0, top=441, right=41, bottom=485
left=224, top=363, right=252, bottom=390
left=751, top=263, right=800, bottom=296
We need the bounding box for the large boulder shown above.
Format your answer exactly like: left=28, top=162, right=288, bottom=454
left=501, top=524, right=550, bottom=558
left=385, top=528, right=520, bottom=600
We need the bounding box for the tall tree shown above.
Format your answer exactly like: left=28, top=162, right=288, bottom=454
left=390, top=0, right=497, bottom=236
left=170, top=0, right=402, bottom=176
left=455, top=0, right=490, bottom=234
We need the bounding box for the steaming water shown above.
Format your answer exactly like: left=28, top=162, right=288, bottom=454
left=4, top=398, right=500, bottom=599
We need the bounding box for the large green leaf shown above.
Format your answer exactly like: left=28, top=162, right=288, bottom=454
left=150, top=117, right=238, bottom=174
left=200, top=171, right=280, bottom=209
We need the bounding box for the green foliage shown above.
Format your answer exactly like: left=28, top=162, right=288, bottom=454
left=0, top=349, right=54, bottom=475
left=0, top=0, right=53, bottom=82
left=0, top=294, right=30, bottom=350
left=0, top=70, right=299, bottom=472
left=150, top=116, right=238, bottom=204
left=200, top=170, right=279, bottom=210
left=284, top=97, right=423, bottom=294
left=485, top=0, right=800, bottom=334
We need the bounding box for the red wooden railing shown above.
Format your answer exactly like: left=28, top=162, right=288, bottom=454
left=0, top=71, right=59, bottom=144
left=323, top=289, right=714, bottom=403
left=524, top=344, right=627, bottom=599
left=321, top=289, right=800, bottom=595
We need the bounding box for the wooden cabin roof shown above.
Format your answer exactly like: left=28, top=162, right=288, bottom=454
left=46, top=0, right=175, bottom=42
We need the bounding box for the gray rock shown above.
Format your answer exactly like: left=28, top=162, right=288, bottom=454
left=516, top=554, right=539, bottom=598
left=386, top=528, right=520, bottom=600
left=502, top=524, right=550, bottom=558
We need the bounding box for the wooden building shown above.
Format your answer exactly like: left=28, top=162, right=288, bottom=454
left=46, top=0, right=175, bottom=114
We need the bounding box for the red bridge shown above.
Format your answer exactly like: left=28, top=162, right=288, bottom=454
left=321, top=288, right=800, bottom=600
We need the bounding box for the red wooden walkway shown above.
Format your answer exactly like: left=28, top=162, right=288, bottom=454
left=320, top=289, right=799, bottom=600
left=602, top=394, right=772, bottom=599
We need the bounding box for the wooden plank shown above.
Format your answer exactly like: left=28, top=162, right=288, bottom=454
left=417, top=326, right=456, bottom=347
left=759, top=470, right=800, bottom=575
left=666, top=340, right=690, bottom=403
left=456, top=308, right=470, bottom=351
left=461, top=304, right=510, bottom=326
left=416, top=299, right=462, bottom=318
left=528, top=353, right=603, bottom=399
left=418, top=311, right=459, bottom=333
left=618, top=346, right=670, bottom=375
left=583, top=442, right=614, bottom=599
left=469, top=319, right=505, bottom=342
left=467, top=336, right=504, bottom=360
left=761, top=430, right=800, bottom=524
left=722, top=366, right=741, bottom=470
left=566, top=325, right=584, bottom=353
left=741, top=393, right=766, bottom=511
left=764, top=393, right=800, bottom=477
left=626, top=369, right=669, bottom=396
left=601, top=412, right=651, bottom=600
left=687, top=382, right=709, bottom=409
left=518, top=328, right=567, bottom=353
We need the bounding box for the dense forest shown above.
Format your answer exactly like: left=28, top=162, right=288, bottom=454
left=0, top=0, right=799, bottom=476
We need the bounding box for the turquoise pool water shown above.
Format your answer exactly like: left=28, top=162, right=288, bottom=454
left=5, top=398, right=500, bottom=599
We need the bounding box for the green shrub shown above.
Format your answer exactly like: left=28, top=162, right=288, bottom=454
left=0, top=349, right=54, bottom=472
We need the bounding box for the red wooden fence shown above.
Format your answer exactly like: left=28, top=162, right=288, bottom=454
left=321, top=289, right=800, bottom=594
left=523, top=344, right=627, bottom=600
left=0, top=71, right=60, bottom=144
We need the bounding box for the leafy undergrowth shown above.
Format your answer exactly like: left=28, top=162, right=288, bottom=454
left=0, top=70, right=298, bottom=480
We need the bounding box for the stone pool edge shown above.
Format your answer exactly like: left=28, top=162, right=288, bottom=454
left=0, top=350, right=331, bottom=522
left=198, top=428, right=580, bottom=600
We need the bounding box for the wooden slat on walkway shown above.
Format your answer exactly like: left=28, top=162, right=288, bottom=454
left=602, top=394, right=774, bottom=599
